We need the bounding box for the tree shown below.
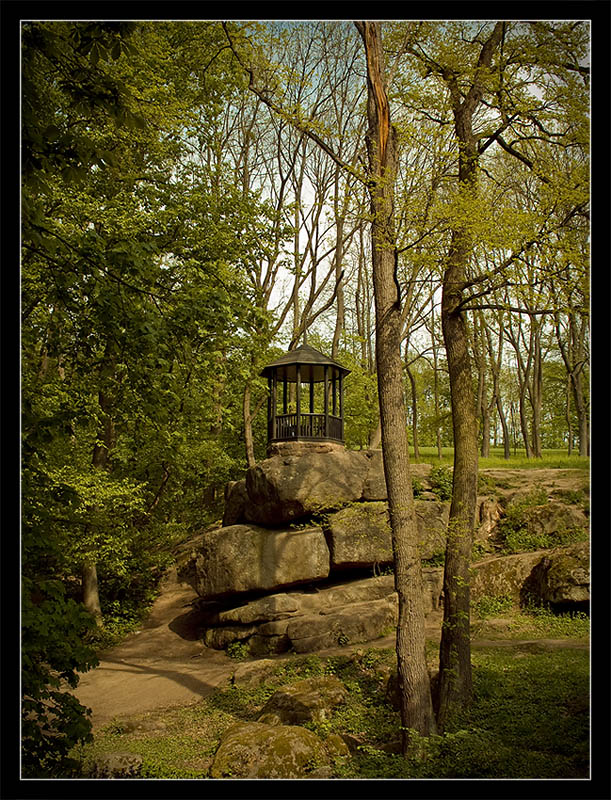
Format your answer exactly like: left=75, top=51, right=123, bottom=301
left=354, top=20, right=437, bottom=742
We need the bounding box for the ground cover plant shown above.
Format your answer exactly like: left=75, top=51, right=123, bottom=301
left=74, top=628, right=589, bottom=779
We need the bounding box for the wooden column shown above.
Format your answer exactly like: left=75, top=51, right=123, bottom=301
left=271, top=372, right=277, bottom=440
left=324, top=365, right=329, bottom=437
left=309, top=372, right=315, bottom=413
left=296, top=364, right=301, bottom=439
left=332, top=374, right=337, bottom=416
left=339, top=373, right=344, bottom=441
left=268, top=377, right=272, bottom=440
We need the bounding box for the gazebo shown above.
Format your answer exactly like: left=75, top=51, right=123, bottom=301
left=260, top=344, right=350, bottom=446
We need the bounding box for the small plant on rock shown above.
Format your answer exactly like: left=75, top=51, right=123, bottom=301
left=226, top=641, right=250, bottom=661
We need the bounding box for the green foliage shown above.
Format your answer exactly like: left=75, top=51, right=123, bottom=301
left=472, top=594, right=514, bottom=618
left=21, top=577, right=99, bottom=777
left=226, top=641, right=251, bottom=661
left=428, top=465, right=453, bottom=500
left=515, top=606, right=590, bottom=639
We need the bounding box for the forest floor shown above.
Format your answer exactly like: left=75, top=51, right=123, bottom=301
left=75, top=571, right=588, bottom=732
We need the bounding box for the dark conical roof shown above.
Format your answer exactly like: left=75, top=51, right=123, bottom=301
left=260, top=344, right=350, bottom=382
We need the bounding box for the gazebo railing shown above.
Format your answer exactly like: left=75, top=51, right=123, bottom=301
left=271, top=413, right=343, bottom=441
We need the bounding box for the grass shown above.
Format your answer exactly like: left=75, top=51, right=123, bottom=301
left=74, top=614, right=589, bottom=780
left=471, top=595, right=590, bottom=639
left=409, top=446, right=589, bottom=471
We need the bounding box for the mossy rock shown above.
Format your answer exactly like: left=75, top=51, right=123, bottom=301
left=210, top=721, right=330, bottom=779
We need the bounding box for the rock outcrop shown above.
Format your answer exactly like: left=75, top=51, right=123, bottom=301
left=180, top=455, right=589, bottom=656
left=182, top=524, right=330, bottom=600
left=257, top=676, right=347, bottom=725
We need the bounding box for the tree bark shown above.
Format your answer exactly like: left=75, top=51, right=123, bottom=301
left=405, top=363, right=420, bottom=461
left=436, top=21, right=503, bottom=732
left=82, top=560, right=103, bottom=626
left=243, top=383, right=256, bottom=469
left=356, top=21, right=436, bottom=748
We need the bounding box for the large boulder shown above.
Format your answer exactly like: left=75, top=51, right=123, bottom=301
left=210, top=722, right=331, bottom=779
left=517, top=501, right=588, bottom=539
left=286, top=596, right=398, bottom=653
left=243, top=450, right=371, bottom=525
left=257, top=676, right=347, bottom=725
left=470, top=542, right=590, bottom=609
left=179, top=524, right=330, bottom=600
left=325, top=499, right=449, bottom=569
left=326, top=502, right=393, bottom=568
left=361, top=451, right=434, bottom=500
left=520, top=541, right=590, bottom=609
left=199, top=573, right=445, bottom=654
left=470, top=550, right=550, bottom=604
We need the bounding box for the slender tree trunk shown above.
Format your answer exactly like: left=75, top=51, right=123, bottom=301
left=356, top=20, right=436, bottom=747
left=82, top=559, right=103, bottom=625
left=331, top=182, right=346, bottom=360
left=529, top=324, right=543, bottom=458
left=86, top=344, right=116, bottom=625
left=496, top=395, right=511, bottom=460
left=436, top=21, right=503, bottom=732
left=570, top=371, right=589, bottom=456
left=406, top=363, right=420, bottom=461
left=243, top=383, right=256, bottom=469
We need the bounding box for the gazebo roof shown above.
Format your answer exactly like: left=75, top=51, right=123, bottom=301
left=260, top=343, right=351, bottom=382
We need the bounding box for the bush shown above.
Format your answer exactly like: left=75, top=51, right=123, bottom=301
left=472, top=595, right=514, bottom=618
left=429, top=465, right=453, bottom=501
left=22, top=578, right=99, bottom=777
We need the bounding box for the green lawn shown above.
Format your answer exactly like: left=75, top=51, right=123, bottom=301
left=409, top=446, right=590, bottom=471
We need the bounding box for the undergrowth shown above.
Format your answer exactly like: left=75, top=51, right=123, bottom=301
left=74, top=632, right=589, bottom=779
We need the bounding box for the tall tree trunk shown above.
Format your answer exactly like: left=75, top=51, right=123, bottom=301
left=85, top=344, right=116, bottom=625
left=356, top=21, right=436, bottom=747
left=431, top=297, right=443, bottom=459
left=572, top=372, right=589, bottom=456
left=406, top=363, right=420, bottom=461
left=529, top=324, right=543, bottom=458
left=331, top=178, right=346, bottom=360
left=436, top=21, right=503, bottom=732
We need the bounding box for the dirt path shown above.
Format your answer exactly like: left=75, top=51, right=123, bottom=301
left=75, top=579, right=236, bottom=729
left=75, top=575, right=588, bottom=731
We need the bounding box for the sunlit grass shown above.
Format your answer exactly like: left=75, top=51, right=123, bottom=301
left=409, top=446, right=589, bottom=471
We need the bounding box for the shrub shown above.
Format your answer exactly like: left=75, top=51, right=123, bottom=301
left=226, top=641, right=250, bottom=661
left=472, top=595, right=514, bottom=618
left=22, top=578, right=99, bottom=777
left=429, top=465, right=453, bottom=500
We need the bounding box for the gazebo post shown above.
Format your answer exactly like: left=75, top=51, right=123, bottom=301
left=296, top=363, right=301, bottom=439
left=339, top=373, right=344, bottom=441
left=324, top=364, right=329, bottom=438
left=271, top=373, right=277, bottom=440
